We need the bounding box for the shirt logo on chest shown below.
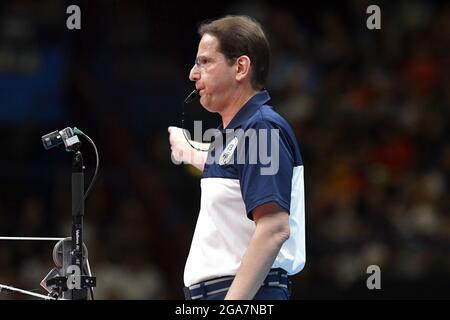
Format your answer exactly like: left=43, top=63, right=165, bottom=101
left=219, top=136, right=239, bottom=166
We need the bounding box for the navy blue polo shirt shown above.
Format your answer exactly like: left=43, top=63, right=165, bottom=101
left=184, top=90, right=306, bottom=287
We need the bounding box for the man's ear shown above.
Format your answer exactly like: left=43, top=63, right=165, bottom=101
left=235, top=55, right=251, bottom=82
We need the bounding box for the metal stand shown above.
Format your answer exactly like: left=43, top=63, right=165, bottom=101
left=71, top=151, right=87, bottom=299
left=46, top=150, right=96, bottom=299
left=0, top=127, right=98, bottom=300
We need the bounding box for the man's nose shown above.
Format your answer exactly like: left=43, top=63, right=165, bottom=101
left=189, top=65, right=200, bottom=81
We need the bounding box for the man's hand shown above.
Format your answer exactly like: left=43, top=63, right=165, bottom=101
left=168, top=126, right=208, bottom=171
left=168, top=126, right=191, bottom=163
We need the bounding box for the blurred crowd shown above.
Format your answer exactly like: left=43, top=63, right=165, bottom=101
left=0, top=0, right=449, bottom=299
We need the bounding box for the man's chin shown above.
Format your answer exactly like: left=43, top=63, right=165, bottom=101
left=201, top=100, right=214, bottom=113
left=200, top=97, right=222, bottom=114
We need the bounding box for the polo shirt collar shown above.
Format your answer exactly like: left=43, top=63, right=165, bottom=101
left=218, top=90, right=271, bottom=131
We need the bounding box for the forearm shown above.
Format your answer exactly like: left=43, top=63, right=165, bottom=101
left=225, top=223, right=288, bottom=300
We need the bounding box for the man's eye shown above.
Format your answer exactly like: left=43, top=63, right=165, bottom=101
left=196, top=57, right=209, bottom=66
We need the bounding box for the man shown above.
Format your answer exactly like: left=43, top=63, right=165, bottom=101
left=168, top=15, right=305, bottom=300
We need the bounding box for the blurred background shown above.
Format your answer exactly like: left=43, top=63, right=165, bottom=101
left=0, top=0, right=449, bottom=299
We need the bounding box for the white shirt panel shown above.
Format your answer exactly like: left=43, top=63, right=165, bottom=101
left=184, top=165, right=306, bottom=287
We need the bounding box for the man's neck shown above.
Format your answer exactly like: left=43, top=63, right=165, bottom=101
left=221, top=88, right=259, bottom=129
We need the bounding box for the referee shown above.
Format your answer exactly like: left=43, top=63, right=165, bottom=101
left=168, top=15, right=305, bottom=300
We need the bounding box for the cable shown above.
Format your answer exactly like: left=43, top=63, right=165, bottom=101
left=181, top=119, right=210, bottom=152
left=181, top=92, right=210, bottom=152
left=73, top=127, right=99, bottom=200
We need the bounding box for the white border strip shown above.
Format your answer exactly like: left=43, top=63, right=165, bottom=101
left=0, top=284, right=58, bottom=300
left=0, top=237, right=65, bottom=241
